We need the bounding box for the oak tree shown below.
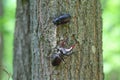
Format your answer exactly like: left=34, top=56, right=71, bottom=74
left=13, top=0, right=103, bottom=80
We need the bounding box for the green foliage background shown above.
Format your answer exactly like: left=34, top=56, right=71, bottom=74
left=101, top=0, right=120, bottom=80
left=0, top=0, right=120, bottom=80
left=0, top=0, right=15, bottom=80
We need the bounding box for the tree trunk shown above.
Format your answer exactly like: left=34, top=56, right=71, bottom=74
left=13, top=0, right=103, bottom=80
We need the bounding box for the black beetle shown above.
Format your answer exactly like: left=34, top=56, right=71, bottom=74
left=51, top=45, right=75, bottom=66
left=51, top=54, right=63, bottom=66
left=53, top=14, right=71, bottom=25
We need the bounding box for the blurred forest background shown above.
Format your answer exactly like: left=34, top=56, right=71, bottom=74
left=0, top=0, right=120, bottom=80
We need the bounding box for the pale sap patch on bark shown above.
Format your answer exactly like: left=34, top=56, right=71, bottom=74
left=91, top=45, right=96, bottom=54
left=48, top=26, right=57, bottom=49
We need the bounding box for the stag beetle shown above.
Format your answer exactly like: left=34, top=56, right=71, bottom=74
left=53, top=14, right=71, bottom=25
left=51, top=41, right=75, bottom=66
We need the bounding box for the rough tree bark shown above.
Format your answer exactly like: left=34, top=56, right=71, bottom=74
left=13, top=0, right=103, bottom=80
